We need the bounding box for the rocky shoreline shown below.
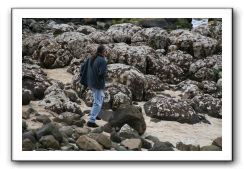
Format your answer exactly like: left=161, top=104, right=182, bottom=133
left=22, top=18, right=222, bottom=151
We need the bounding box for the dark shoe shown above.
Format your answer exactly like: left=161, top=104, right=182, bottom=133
left=87, top=121, right=99, bottom=128
left=96, top=116, right=101, bottom=120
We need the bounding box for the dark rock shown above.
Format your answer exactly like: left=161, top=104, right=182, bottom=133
left=59, top=126, right=74, bottom=137
left=212, top=137, right=222, bottom=148
left=22, top=120, right=28, bottom=131
left=176, top=142, right=200, bottom=151
left=141, top=138, right=152, bottom=149
left=145, top=135, right=160, bottom=143
left=144, top=95, right=203, bottom=124
left=91, top=126, right=104, bottom=134
left=110, top=131, right=122, bottom=143
left=23, top=130, right=37, bottom=143
left=22, top=138, right=35, bottom=151
left=200, top=145, right=221, bottom=151
left=22, top=89, right=31, bottom=105
left=39, top=135, right=60, bottom=150
left=191, top=94, right=222, bottom=118
left=150, top=141, right=174, bottom=151
left=36, top=115, right=51, bottom=124
left=35, top=123, right=63, bottom=142
left=108, top=105, right=146, bottom=135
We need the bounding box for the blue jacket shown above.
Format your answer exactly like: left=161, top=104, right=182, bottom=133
left=83, top=56, right=107, bottom=90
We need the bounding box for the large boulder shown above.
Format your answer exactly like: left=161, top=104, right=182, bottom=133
left=144, top=95, right=205, bottom=124
left=106, top=105, right=146, bottom=135
left=36, top=39, right=72, bottom=68
left=108, top=43, right=155, bottom=73
left=189, top=55, right=222, bottom=82
left=164, top=50, right=193, bottom=73
left=191, top=94, right=222, bottom=118
left=22, top=63, right=50, bottom=101
left=106, top=23, right=142, bottom=44
left=22, top=33, right=52, bottom=56
left=169, top=29, right=218, bottom=58
left=131, top=27, right=169, bottom=49
left=146, top=54, right=185, bottom=84
left=39, top=82, right=82, bottom=115
left=192, top=20, right=222, bottom=53
left=88, top=31, right=113, bottom=44
left=107, top=64, right=146, bottom=101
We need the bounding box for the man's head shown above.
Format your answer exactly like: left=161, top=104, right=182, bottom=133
left=96, top=45, right=107, bottom=57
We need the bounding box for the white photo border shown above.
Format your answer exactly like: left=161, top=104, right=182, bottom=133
left=12, top=8, right=233, bottom=161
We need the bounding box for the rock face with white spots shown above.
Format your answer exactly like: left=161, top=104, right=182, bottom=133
left=22, top=18, right=222, bottom=151
left=106, top=23, right=142, bottom=43
left=107, top=63, right=146, bottom=101
left=144, top=95, right=204, bottom=124
left=169, top=29, right=218, bottom=59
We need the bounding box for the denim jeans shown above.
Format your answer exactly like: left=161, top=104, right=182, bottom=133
left=89, top=88, right=105, bottom=123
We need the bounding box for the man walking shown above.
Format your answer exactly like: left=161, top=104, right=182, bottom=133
left=86, top=45, right=107, bottom=127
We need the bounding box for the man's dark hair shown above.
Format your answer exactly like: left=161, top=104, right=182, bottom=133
left=91, top=45, right=106, bottom=66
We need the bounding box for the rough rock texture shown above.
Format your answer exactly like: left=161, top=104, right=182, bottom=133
left=189, top=55, right=222, bottom=82
left=169, top=29, right=218, bottom=59
left=144, top=95, right=204, bottom=124
left=131, top=27, right=169, bottom=49
left=39, top=82, right=82, bottom=115
left=108, top=43, right=154, bottom=73
left=36, top=38, right=73, bottom=68
left=22, top=33, right=52, bottom=56
left=22, top=63, right=50, bottom=101
left=191, top=94, right=222, bottom=118
left=107, top=63, right=146, bottom=101
left=106, top=23, right=142, bottom=43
